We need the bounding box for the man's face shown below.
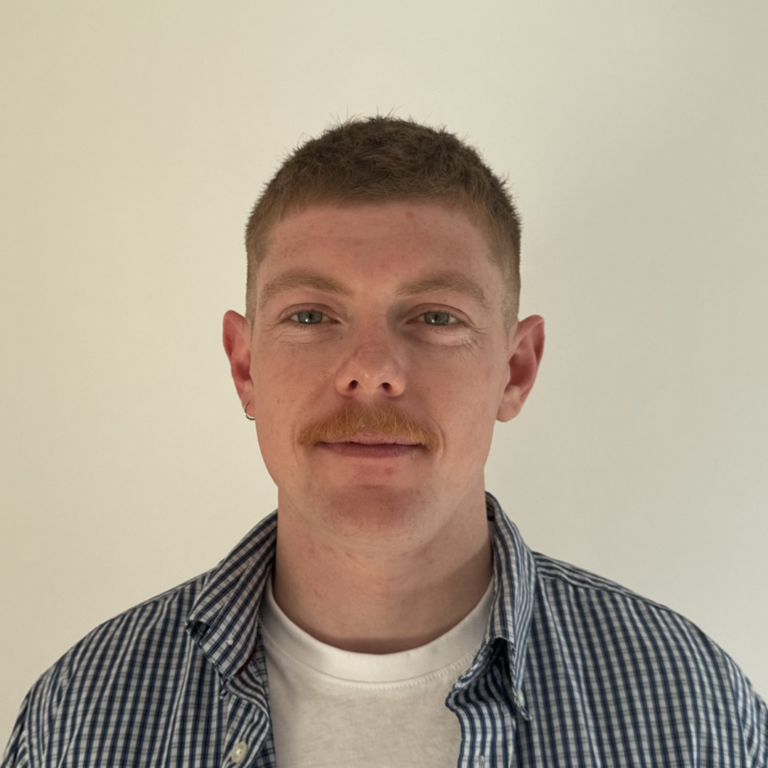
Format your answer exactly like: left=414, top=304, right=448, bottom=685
left=225, top=200, right=543, bottom=541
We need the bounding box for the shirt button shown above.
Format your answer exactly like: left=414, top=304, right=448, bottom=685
left=231, top=741, right=248, bottom=764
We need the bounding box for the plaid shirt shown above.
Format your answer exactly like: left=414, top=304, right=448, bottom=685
left=3, top=491, right=767, bottom=767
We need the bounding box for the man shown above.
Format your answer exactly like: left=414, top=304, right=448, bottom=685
left=3, top=116, right=766, bottom=768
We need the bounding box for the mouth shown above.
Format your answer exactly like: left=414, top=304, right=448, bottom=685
left=321, top=430, right=422, bottom=447
left=318, top=442, right=424, bottom=459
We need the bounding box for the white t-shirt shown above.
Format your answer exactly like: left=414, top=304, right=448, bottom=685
left=261, top=567, right=495, bottom=767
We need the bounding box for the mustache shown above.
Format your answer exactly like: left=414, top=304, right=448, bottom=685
left=296, top=400, right=440, bottom=453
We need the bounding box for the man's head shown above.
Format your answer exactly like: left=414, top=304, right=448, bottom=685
left=224, top=117, right=544, bottom=547
left=244, top=116, right=522, bottom=337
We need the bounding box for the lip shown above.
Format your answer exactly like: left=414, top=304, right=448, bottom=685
left=318, top=442, right=423, bottom=459
left=322, top=430, right=421, bottom=446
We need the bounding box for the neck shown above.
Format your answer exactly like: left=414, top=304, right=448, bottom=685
left=271, top=488, right=494, bottom=654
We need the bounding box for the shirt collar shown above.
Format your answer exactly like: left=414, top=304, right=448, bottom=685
left=186, top=491, right=537, bottom=698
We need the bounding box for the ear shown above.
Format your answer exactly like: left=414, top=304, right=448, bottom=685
left=222, top=310, right=254, bottom=414
left=497, top=315, right=545, bottom=423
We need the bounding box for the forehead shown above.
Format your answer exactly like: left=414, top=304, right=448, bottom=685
left=258, top=201, right=501, bottom=309
left=267, top=199, right=489, bottom=248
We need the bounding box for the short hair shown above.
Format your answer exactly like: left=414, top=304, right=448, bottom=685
left=244, top=116, right=522, bottom=333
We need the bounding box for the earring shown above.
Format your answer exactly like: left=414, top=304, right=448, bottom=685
left=244, top=401, right=255, bottom=421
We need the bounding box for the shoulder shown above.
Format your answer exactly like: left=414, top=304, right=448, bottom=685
left=53, top=570, right=210, bottom=684
left=3, top=571, right=211, bottom=766
left=528, top=551, right=768, bottom=764
left=533, top=549, right=676, bottom=607
left=531, top=549, right=729, bottom=662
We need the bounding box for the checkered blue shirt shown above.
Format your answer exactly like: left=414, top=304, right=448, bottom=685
left=3, top=491, right=767, bottom=767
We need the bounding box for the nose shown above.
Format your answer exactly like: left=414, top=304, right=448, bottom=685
left=333, top=318, right=406, bottom=398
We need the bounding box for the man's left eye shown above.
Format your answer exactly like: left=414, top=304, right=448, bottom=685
left=421, top=310, right=460, bottom=327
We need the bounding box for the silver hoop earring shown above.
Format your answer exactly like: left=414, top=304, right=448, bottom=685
left=244, top=401, right=255, bottom=421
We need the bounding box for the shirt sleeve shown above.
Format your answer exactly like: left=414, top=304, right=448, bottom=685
left=2, top=654, right=68, bottom=768
left=1, top=692, right=31, bottom=768
left=729, top=657, right=768, bottom=768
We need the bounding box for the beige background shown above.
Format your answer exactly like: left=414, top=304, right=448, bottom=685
left=2, top=0, right=767, bottom=743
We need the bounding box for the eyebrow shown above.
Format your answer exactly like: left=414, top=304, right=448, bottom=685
left=258, top=269, right=491, bottom=315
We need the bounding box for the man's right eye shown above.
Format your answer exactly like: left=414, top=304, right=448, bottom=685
left=287, top=309, right=330, bottom=325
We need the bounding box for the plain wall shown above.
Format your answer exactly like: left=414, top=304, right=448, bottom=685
left=2, top=0, right=767, bottom=743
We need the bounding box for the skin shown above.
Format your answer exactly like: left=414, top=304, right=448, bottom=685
left=223, top=200, right=545, bottom=654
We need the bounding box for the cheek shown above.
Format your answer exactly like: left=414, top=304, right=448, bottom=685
left=252, top=352, right=327, bottom=444
left=251, top=357, right=291, bottom=436
left=419, top=350, right=494, bottom=394
left=252, top=345, right=299, bottom=394
left=416, top=356, right=495, bottom=429
left=457, top=359, right=504, bottom=428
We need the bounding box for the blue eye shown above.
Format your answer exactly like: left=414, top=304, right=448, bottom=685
left=421, top=310, right=459, bottom=327
left=285, top=308, right=463, bottom=328
left=289, top=310, right=328, bottom=325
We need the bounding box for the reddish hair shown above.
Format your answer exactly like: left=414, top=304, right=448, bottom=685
left=245, top=116, right=522, bottom=332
